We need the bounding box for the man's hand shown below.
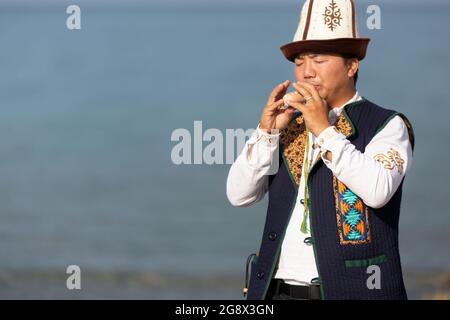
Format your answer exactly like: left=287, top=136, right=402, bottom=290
left=284, top=82, right=331, bottom=137
left=259, top=80, right=296, bottom=133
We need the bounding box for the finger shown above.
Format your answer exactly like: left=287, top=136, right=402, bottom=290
left=267, top=80, right=290, bottom=104
left=284, top=97, right=307, bottom=114
left=296, top=82, right=321, bottom=101
left=268, top=98, right=287, bottom=111
left=292, top=83, right=314, bottom=102
left=283, top=91, right=306, bottom=105
left=284, top=107, right=295, bottom=115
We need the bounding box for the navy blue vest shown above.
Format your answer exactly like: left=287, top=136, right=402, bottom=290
left=246, top=98, right=415, bottom=300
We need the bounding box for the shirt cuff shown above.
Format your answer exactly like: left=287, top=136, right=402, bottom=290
left=252, top=124, right=280, bottom=146
left=316, top=126, right=346, bottom=164
left=243, top=124, right=280, bottom=172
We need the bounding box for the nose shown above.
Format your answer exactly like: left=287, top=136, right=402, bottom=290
left=303, top=60, right=316, bottom=79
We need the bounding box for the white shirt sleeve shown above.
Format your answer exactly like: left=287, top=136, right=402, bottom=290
left=316, top=115, right=413, bottom=209
left=226, top=125, right=280, bottom=207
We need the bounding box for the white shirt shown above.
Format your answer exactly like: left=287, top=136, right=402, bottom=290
left=226, top=92, right=413, bottom=285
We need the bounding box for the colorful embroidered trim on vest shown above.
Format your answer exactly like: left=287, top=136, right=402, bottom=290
left=333, top=176, right=371, bottom=245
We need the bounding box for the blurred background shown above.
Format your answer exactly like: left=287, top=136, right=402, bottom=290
left=0, top=0, right=449, bottom=299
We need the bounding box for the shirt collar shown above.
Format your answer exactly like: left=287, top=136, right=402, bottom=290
left=328, top=91, right=361, bottom=124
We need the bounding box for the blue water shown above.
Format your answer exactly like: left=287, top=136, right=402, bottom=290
left=0, top=2, right=449, bottom=298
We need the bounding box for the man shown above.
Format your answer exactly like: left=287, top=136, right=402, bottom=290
left=227, top=0, right=415, bottom=300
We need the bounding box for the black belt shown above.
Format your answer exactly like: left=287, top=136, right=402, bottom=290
left=271, top=279, right=322, bottom=300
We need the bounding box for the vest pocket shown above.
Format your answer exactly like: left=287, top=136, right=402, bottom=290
left=344, top=254, right=387, bottom=268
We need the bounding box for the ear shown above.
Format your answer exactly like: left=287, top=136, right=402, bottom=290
left=347, top=58, right=359, bottom=78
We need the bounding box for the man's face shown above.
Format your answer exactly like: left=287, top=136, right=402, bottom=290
left=293, top=53, right=355, bottom=103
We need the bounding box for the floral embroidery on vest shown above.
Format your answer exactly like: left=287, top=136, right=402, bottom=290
left=280, top=111, right=354, bottom=188
left=280, top=116, right=307, bottom=187
left=333, top=176, right=371, bottom=245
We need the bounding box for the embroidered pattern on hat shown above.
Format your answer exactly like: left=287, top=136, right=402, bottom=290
left=334, top=177, right=371, bottom=245
left=374, top=148, right=405, bottom=175
left=323, top=0, right=343, bottom=31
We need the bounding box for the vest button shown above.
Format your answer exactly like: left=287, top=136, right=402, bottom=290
left=300, top=199, right=305, bottom=204
left=257, top=271, right=265, bottom=279
left=268, top=232, right=278, bottom=241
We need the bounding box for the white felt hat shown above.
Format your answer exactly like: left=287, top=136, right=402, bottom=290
left=280, top=0, right=370, bottom=62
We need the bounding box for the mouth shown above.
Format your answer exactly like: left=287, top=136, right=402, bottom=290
left=305, top=82, right=320, bottom=89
